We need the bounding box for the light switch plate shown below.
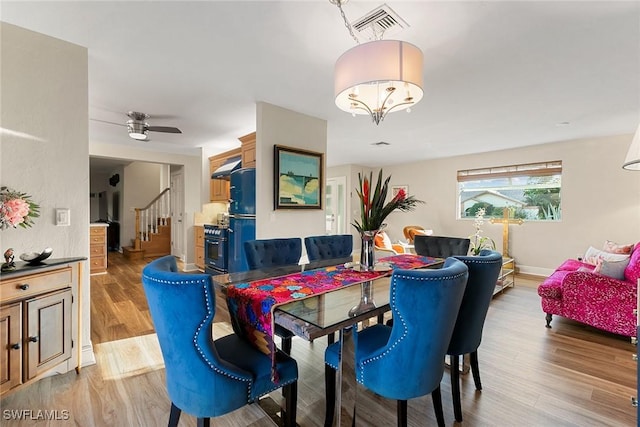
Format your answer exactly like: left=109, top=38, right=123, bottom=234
left=56, top=208, right=70, bottom=226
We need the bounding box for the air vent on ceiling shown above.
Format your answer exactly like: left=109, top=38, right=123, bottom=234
left=351, top=4, right=408, bottom=42
left=371, top=141, right=391, bottom=147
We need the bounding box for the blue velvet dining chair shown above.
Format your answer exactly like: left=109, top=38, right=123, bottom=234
left=141, top=255, right=298, bottom=427
left=413, top=235, right=471, bottom=258
left=448, top=249, right=503, bottom=422
left=243, top=238, right=302, bottom=355
left=304, top=234, right=353, bottom=262
left=324, top=258, right=469, bottom=427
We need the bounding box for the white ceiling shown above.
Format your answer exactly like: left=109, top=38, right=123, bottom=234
left=2, top=1, right=639, bottom=168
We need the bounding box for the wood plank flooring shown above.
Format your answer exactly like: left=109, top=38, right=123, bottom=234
left=1, top=252, right=637, bottom=426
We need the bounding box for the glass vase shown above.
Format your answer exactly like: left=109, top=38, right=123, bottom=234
left=359, top=230, right=378, bottom=271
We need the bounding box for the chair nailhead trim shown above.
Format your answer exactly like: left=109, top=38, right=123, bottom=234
left=357, top=271, right=467, bottom=384
left=144, top=273, right=254, bottom=401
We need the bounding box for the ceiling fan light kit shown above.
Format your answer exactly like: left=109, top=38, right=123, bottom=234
left=124, top=111, right=181, bottom=141
left=331, top=0, right=424, bottom=125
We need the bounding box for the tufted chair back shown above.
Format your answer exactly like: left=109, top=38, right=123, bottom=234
left=357, top=258, right=468, bottom=400
left=304, top=234, right=353, bottom=261
left=449, top=250, right=503, bottom=355
left=142, top=255, right=298, bottom=426
left=447, top=249, right=503, bottom=422
left=414, top=235, right=471, bottom=258
left=244, top=238, right=302, bottom=269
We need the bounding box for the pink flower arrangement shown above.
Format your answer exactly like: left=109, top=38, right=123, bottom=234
left=0, top=187, right=40, bottom=230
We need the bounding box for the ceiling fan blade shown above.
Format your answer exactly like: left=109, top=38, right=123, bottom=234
left=91, top=118, right=126, bottom=127
left=147, top=126, right=182, bottom=134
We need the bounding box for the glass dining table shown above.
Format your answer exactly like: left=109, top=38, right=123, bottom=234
left=211, top=255, right=444, bottom=426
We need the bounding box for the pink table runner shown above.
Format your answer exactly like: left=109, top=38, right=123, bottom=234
left=226, top=254, right=440, bottom=382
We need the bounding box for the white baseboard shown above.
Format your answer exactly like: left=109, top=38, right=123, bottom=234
left=81, top=343, right=96, bottom=367
left=517, top=264, right=554, bottom=277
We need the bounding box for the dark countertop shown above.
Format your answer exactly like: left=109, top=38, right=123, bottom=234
left=0, top=257, right=87, bottom=280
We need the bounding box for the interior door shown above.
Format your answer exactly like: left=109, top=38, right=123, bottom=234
left=325, top=176, right=347, bottom=235
left=170, top=170, right=185, bottom=260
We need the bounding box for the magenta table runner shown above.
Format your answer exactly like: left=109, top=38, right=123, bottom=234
left=226, top=254, right=440, bottom=382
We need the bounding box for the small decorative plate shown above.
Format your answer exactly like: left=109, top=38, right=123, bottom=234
left=20, top=247, right=53, bottom=264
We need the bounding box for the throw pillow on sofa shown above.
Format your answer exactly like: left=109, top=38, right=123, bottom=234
left=583, top=246, right=630, bottom=265
left=603, top=240, right=634, bottom=255
left=593, top=257, right=631, bottom=280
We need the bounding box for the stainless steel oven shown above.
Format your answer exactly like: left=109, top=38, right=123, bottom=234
left=204, top=225, right=228, bottom=275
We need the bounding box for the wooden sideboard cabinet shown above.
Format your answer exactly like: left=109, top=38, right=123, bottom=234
left=0, top=259, right=83, bottom=397
left=239, top=131, right=256, bottom=168
left=195, top=225, right=204, bottom=271
left=89, top=224, right=108, bottom=274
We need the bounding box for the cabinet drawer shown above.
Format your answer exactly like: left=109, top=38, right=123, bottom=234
left=90, top=234, right=106, bottom=245
left=195, top=226, right=204, bottom=246
left=90, top=244, right=106, bottom=257
left=90, top=227, right=106, bottom=237
left=1, top=268, right=72, bottom=303
left=90, top=257, right=107, bottom=272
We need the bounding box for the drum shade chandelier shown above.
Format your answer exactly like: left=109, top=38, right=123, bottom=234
left=331, top=0, right=424, bottom=125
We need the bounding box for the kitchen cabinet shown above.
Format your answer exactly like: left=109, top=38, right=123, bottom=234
left=239, top=132, right=256, bottom=168
left=195, top=225, right=204, bottom=271
left=209, top=148, right=241, bottom=203
left=89, top=224, right=108, bottom=274
left=0, top=260, right=82, bottom=397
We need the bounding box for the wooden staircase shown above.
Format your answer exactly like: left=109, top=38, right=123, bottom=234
left=123, top=188, right=172, bottom=260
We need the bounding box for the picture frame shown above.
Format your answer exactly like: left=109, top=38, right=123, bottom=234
left=274, top=145, right=323, bottom=209
left=391, top=185, right=409, bottom=199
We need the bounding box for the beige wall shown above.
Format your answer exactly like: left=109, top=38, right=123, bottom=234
left=255, top=102, right=327, bottom=248
left=0, top=23, right=92, bottom=363
left=376, top=134, right=640, bottom=275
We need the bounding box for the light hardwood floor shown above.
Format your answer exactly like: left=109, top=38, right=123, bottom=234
left=1, top=253, right=637, bottom=426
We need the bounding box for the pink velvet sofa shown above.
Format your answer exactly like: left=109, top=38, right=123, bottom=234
left=537, top=243, right=640, bottom=337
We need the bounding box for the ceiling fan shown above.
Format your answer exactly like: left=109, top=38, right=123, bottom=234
left=92, top=111, right=182, bottom=141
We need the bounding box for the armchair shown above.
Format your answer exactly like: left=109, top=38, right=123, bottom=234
left=374, top=231, right=407, bottom=256
left=402, top=225, right=433, bottom=244
left=141, top=255, right=298, bottom=427
left=323, top=258, right=469, bottom=427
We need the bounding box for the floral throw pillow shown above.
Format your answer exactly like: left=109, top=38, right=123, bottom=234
left=603, top=240, right=634, bottom=254
left=583, top=246, right=630, bottom=265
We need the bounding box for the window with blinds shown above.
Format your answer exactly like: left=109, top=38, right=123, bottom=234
left=457, top=161, right=562, bottom=221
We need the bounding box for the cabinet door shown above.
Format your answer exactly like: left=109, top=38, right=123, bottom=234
left=25, top=289, right=72, bottom=380
left=0, top=302, right=22, bottom=396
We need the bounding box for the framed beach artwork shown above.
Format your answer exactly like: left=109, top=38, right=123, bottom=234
left=274, top=145, right=323, bottom=209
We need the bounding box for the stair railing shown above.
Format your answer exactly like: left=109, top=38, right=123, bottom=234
left=134, top=188, right=171, bottom=250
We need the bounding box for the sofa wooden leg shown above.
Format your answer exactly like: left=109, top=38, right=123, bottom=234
left=545, top=313, right=553, bottom=328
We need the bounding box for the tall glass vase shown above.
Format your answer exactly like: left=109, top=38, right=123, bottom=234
left=359, top=230, right=378, bottom=272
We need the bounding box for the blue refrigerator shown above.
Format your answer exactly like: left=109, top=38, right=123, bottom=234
left=228, top=168, right=256, bottom=273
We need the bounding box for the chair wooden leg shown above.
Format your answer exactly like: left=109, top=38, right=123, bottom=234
left=431, top=385, right=445, bottom=427
left=168, top=402, right=181, bottom=427
left=283, top=380, right=298, bottom=427
left=451, top=355, right=463, bottom=422
left=545, top=313, right=553, bottom=328
left=327, top=332, right=335, bottom=345
left=377, top=313, right=384, bottom=324
left=196, top=418, right=210, bottom=427
left=282, top=336, right=292, bottom=355
left=397, top=400, right=407, bottom=427
left=324, top=365, right=336, bottom=427
left=470, top=350, right=482, bottom=390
